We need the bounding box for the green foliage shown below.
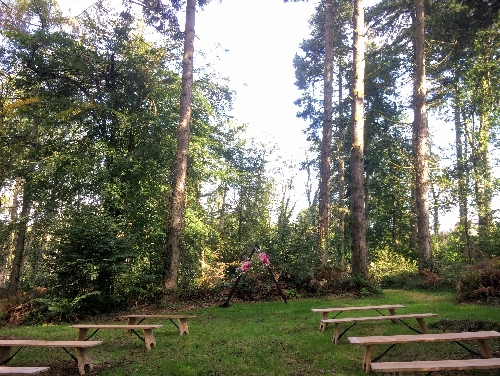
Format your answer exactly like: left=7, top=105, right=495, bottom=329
left=47, top=207, right=135, bottom=313
left=456, top=258, right=500, bottom=304
left=370, top=248, right=418, bottom=289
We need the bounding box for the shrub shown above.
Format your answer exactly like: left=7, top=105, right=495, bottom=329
left=370, top=248, right=418, bottom=289
left=455, top=258, right=500, bottom=304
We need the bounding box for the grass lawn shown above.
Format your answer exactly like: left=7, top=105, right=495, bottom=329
left=0, top=289, right=499, bottom=375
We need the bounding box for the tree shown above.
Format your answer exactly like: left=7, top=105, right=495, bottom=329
left=350, top=0, right=368, bottom=277
left=134, top=0, right=208, bottom=297
left=164, top=0, right=197, bottom=297
left=318, top=0, right=334, bottom=263
left=412, top=0, right=431, bottom=272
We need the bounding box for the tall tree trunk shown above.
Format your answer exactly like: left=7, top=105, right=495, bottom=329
left=0, top=178, right=21, bottom=286
left=350, top=0, right=368, bottom=278
left=408, top=185, right=417, bottom=253
left=413, top=0, right=431, bottom=273
left=319, top=0, right=334, bottom=264
left=7, top=183, right=31, bottom=294
left=164, top=0, right=196, bottom=297
left=474, top=114, right=492, bottom=231
left=463, top=112, right=493, bottom=245
left=337, top=60, right=346, bottom=266
left=454, top=84, right=471, bottom=262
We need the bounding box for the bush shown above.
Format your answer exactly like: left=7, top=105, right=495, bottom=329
left=455, top=258, right=500, bottom=304
left=370, top=248, right=418, bottom=289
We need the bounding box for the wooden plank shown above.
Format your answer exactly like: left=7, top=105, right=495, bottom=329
left=312, top=305, right=406, bottom=331
left=311, top=304, right=405, bottom=313
left=124, top=315, right=196, bottom=319
left=348, top=330, right=500, bottom=345
left=69, top=324, right=163, bottom=350
left=327, top=314, right=437, bottom=345
left=124, top=315, right=195, bottom=335
left=370, top=358, right=500, bottom=373
left=0, top=367, right=49, bottom=375
left=323, top=313, right=437, bottom=324
left=69, top=325, right=163, bottom=329
left=0, top=340, right=102, bottom=348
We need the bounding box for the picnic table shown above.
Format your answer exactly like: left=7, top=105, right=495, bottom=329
left=69, top=324, right=163, bottom=350
left=0, top=367, right=49, bottom=375
left=123, top=314, right=196, bottom=335
left=311, top=304, right=405, bottom=331
left=0, top=339, right=102, bottom=375
left=323, top=313, right=437, bottom=344
left=348, top=330, right=500, bottom=373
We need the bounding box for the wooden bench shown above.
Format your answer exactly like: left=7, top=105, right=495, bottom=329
left=69, top=324, right=163, bottom=350
left=370, top=358, right=500, bottom=375
left=123, top=314, right=196, bottom=336
left=0, top=367, right=49, bottom=375
left=323, top=313, right=437, bottom=344
left=0, top=340, right=102, bottom=375
left=311, top=304, right=405, bottom=331
left=348, top=330, right=500, bottom=373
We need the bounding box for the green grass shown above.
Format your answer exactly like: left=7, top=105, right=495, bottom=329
left=1, top=289, right=499, bottom=375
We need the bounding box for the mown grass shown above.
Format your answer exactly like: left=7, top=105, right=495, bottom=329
left=0, top=289, right=499, bottom=375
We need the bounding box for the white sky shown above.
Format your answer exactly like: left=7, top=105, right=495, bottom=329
left=194, top=0, right=317, bottom=213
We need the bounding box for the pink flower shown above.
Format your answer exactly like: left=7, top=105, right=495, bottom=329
left=258, top=252, right=270, bottom=266
left=238, top=260, right=252, bottom=273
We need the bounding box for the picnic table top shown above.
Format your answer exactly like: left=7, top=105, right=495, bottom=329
left=311, top=304, right=405, bottom=313
left=348, top=330, right=500, bottom=345
left=124, top=314, right=196, bottom=318
left=323, top=312, right=437, bottom=323
left=68, top=324, right=163, bottom=329
left=0, top=366, right=50, bottom=374
left=0, top=340, right=103, bottom=347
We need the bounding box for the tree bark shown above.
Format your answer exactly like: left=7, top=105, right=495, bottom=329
left=454, top=84, right=471, bottom=262
left=350, top=0, right=368, bottom=278
left=474, top=114, right=492, bottom=231
left=337, top=59, right=346, bottom=266
left=7, top=183, right=31, bottom=294
left=413, top=0, right=431, bottom=273
left=164, top=0, right=196, bottom=297
left=319, top=0, right=334, bottom=264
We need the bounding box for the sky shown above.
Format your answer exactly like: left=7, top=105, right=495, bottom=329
left=194, top=0, right=318, bottom=212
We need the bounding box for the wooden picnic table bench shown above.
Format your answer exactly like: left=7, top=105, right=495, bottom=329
left=0, top=367, right=49, bottom=375
left=123, top=314, right=196, bottom=335
left=323, top=313, right=437, bottom=344
left=370, top=358, right=500, bottom=375
left=69, top=324, right=163, bottom=350
left=348, top=330, right=500, bottom=373
left=311, top=304, right=406, bottom=331
left=0, top=340, right=102, bottom=375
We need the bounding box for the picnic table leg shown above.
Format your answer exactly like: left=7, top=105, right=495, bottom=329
left=476, top=339, right=493, bottom=358
left=389, top=308, right=396, bottom=315
left=142, top=329, right=156, bottom=350
left=76, top=328, right=90, bottom=341
left=0, top=346, right=11, bottom=364
left=74, top=347, right=94, bottom=375
left=333, top=323, right=341, bottom=344
left=178, top=318, right=189, bottom=335
left=127, top=317, right=139, bottom=325
left=126, top=317, right=140, bottom=333
left=416, top=318, right=429, bottom=334
left=320, top=313, right=329, bottom=331
left=362, top=345, right=373, bottom=373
